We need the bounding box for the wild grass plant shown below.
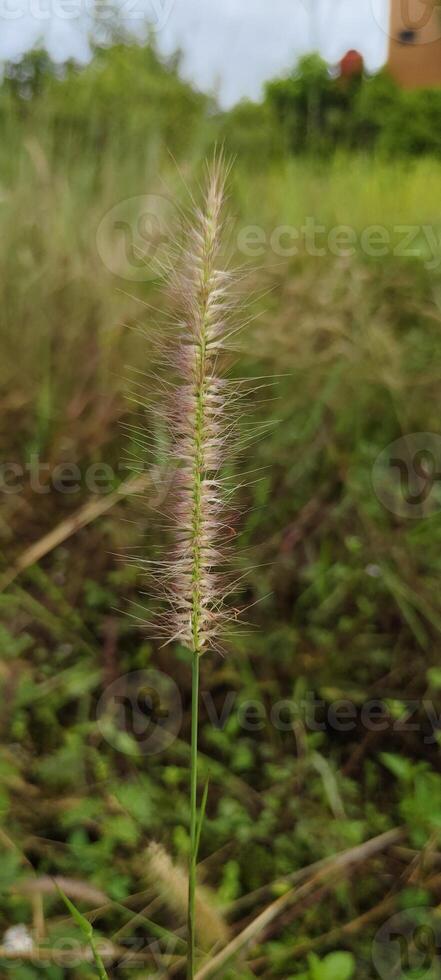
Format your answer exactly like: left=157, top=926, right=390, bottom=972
left=148, top=158, right=247, bottom=976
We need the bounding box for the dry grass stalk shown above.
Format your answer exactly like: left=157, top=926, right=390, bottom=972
left=146, top=842, right=228, bottom=951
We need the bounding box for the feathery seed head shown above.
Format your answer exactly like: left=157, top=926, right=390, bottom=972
left=157, top=159, right=240, bottom=655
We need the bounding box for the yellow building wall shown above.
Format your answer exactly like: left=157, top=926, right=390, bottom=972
left=388, top=0, right=441, bottom=87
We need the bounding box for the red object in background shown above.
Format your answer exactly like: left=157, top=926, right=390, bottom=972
left=339, top=50, right=364, bottom=78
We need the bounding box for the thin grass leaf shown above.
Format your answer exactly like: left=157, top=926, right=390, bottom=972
left=55, top=884, right=109, bottom=980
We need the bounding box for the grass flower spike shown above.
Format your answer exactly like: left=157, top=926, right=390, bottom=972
left=166, top=160, right=235, bottom=657
left=159, top=158, right=239, bottom=977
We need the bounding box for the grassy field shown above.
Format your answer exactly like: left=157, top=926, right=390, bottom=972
left=2, top=41, right=441, bottom=979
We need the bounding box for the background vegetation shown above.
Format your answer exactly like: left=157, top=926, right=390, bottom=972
left=2, top=34, right=441, bottom=978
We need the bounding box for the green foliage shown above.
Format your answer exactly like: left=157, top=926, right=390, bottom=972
left=293, top=951, right=355, bottom=980
left=266, top=55, right=441, bottom=156
left=217, top=98, right=285, bottom=164
left=427, top=667, right=441, bottom=691
left=0, top=40, right=209, bottom=172
left=266, top=54, right=352, bottom=154
left=381, top=755, right=441, bottom=845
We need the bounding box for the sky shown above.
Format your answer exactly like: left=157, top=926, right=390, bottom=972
left=0, top=0, right=390, bottom=106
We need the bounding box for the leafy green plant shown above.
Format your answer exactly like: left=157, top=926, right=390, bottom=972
left=381, top=754, right=441, bottom=846
left=293, top=951, right=355, bottom=980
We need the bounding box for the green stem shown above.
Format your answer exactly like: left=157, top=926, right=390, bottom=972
left=187, top=646, right=200, bottom=979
